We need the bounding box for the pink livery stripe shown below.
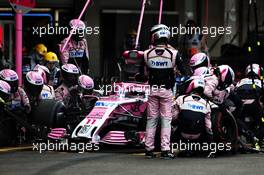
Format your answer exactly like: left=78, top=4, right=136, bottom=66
left=101, top=131, right=129, bottom=145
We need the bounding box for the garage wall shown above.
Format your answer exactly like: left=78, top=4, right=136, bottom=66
left=240, top=0, right=264, bottom=45
left=2, top=0, right=260, bottom=75
left=81, top=0, right=163, bottom=77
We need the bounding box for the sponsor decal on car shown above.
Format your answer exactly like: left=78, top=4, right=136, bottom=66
left=95, top=101, right=116, bottom=107
left=78, top=125, right=91, bottom=135
left=88, top=107, right=108, bottom=119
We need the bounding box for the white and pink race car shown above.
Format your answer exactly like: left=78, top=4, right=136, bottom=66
left=48, top=82, right=149, bottom=145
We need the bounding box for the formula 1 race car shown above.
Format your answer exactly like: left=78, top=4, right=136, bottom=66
left=48, top=82, right=149, bottom=146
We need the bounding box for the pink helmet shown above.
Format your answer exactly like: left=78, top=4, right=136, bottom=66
left=33, top=64, right=50, bottom=84
left=0, top=80, right=11, bottom=102
left=69, top=19, right=86, bottom=30
left=190, top=53, right=210, bottom=71
left=70, top=19, right=85, bottom=41
left=193, top=67, right=210, bottom=77
left=185, top=76, right=205, bottom=94
left=0, top=69, right=19, bottom=93
left=61, top=64, right=80, bottom=86
left=24, top=71, right=44, bottom=97
left=78, top=75, right=94, bottom=90
left=214, top=65, right=235, bottom=90
left=245, top=63, right=263, bottom=79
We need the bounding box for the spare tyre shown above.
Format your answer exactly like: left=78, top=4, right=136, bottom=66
left=30, top=99, right=65, bottom=128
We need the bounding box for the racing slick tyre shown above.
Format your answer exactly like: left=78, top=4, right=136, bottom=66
left=30, top=99, right=65, bottom=128
left=211, top=108, right=239, bottom=154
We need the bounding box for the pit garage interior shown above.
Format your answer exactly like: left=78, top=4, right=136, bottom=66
left=0, top=0, right=263, bottom=79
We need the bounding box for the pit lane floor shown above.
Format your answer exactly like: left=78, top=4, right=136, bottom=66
left=0, top=146, right=263, bottom=175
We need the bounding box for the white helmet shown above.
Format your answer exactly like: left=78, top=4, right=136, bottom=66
left=214, top=65, right=235, bottom=89
left=78, top=75, right=94, bottom=94
left=0, top=80, right=11, bottom=102
left=78, top=75, right=94, bottom=90
left=150, top=24, right=171, bottom=44
left=69, top=19, right=85, bottom=30
left=33, top=64, right=50, bottom=84
left=193, top=67, right=211, bottom=77
left=61, top=64, right=80, bottom=86
left=24, top=71, right=44, bottom=98
left=185, top=76, right=205, bottom=94
left=190, top=53, right=210, bottom=71
left=245, top=64, right=262, bottom=79
left=69, top=19, right=86, bottom=41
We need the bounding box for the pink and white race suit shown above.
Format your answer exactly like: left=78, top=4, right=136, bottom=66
left=144, top=45, right=179, bottom=151
left=10, top=87, right=31, bottom=111
left=203, top=74, right=234, bottom=104
left=235, top=78, right=262, bottom=105
left=173, top=94, right=211, bottom=140
left=59, top=38, right=89, bottom=74
left=40, top=85, right=55, bottom=100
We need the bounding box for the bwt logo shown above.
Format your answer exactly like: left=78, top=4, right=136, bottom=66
left=187, top=103, right=204, bottom=110
left=95, top=102, right=115, bottom=107
left=197, top=81, right=204, bottom=85
left=41, top=93, right=49, bottom=99
left=151, top=60, right=168, bottom=66
left=69, top=50, right=84, bottom=58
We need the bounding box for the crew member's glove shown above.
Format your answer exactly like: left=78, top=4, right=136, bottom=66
left=0, top=98, right=5, bottom=109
